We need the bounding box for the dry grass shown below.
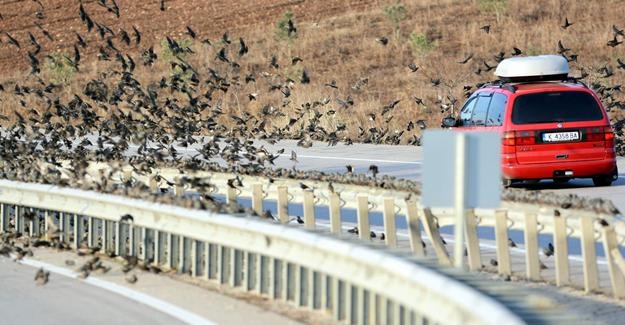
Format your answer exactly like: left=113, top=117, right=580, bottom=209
left=1, top=0, right=625, bottom=144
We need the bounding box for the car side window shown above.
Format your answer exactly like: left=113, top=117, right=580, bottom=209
left=459, top=97, right=477, bottom=126
left=471, top=93, right=493, bottom=126
left=486, top=92, right=507, bottom=126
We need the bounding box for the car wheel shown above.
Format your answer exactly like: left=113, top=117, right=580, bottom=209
left=502, top=179, right=513, bottom=188
left=592, top=175, right=613, bottom=187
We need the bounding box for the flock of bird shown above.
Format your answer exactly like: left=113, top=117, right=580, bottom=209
left=0, top=1, right=623, bottom=286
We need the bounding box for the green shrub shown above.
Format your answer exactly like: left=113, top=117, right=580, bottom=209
left=43, top=52, right=77, bottom=85
left=525, top=45, right=543, bottom=56
left=408, top=32, right=436, bottom=56
left=159, top=37, right=193, bottom=62
left=478, top=0, right=507, bottom=12
left=275, top=10, right=297, bottom=41
left=384, top=1, right=407, bottom=30
left=159, top=38, right=195, bottom=81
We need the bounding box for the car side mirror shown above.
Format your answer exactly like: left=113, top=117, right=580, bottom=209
left=441, top=117, right=458, bottom=128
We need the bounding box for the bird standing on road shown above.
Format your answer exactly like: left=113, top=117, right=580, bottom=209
left=35, top=268, right=49, bottom=285
left=125, top=274, right=138, bottom=284
left=290, top=150, right=298, bottom=163
left=369, top=165, right=379, bottom=178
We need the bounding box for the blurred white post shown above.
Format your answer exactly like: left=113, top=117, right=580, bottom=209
left=454, top=133, right=467, bottom=269
left=423, top=130, right=500, bottom=269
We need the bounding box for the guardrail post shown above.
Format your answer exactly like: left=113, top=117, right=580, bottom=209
left=172, top=176, right=183, bottom=196
left=553, top=211, right=570, bottom=286
left=87, top=216, right=95, bottom=247
left=205, top=242, right=214, bottom=280
left=524, top=212, right=541, bottom=281
left=0, top=204, right=6, bottom=233
left=167, top=233, right=175, bottom=270
left=494, top=210, right=511, bottom=276
left=191, top=240, right=199, bottom=277
left=15, top=206, right=24, bottom=235
left=271, top=258, right=280, bottom=299
left=252, top=184, right=263, bottom=215
left=148, top=173, right=159, bottom=192
left=357, top=196, right=370, bottom=241
left=123, top=168, right=133, bottom=183
left=392, top=302, right=402, bottom=325
left=219, top=246, right=230, bottom=284
left=303, top=191, right=315, bottom=230
left=154, top=230, right=162, bottom=265
left=346, top=283, right=355, bottom=324
left=611, top=248, right=625, bottom=296
left=128, top=224, right=136, bottom=257
left=277, top=186, right=289, bottom=224
left=43, top=210, right=50, bottom=239
left=115, top=219, right=123, bottom=256
left=147, top=229, right=156, bottom=262
left=320, top=273, right=328, bottom=311
left=382, top=198, right=397, bottom=248
left=286, top=263, right=295, bottom=302
left=309, top=270, right=317, bottom=309
left=465, top=209, right=481, bottom=271
left=333, top=278, right=344, bottom=321
left=356, top=287, right=365, bottom=325
left=102, top=220, right=110, bottom=252
left=261, top=256, right=270, bottom=295
left=295, top=266, right=304, bottom=306
left=29, top=208, right=39, bottom=237
left=179, top=236, right=189, bottom=273
left=380, top=296, right=388, bottom=325
left=230, top=249, right=243, bottom=287
left=580, top=216, right=599, bottom=292
left=601, top=224, right=625, bottom=298
left=406, top=200, right=424, bottom=256
left=329, top=192, right=342, bottom=234
left=226, top=187, right=238, bottom=207
left=58, top=211, right=66, bottom=243
left=421, top=208, right=452, bottom=266
left=245, top=252, right=254, bottom=291
left=73, top=215, right=82, bottom=250
left=140, top=227, right=148, bottom=261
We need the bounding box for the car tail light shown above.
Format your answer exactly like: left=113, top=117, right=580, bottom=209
left=604, top=126, right=615, bottom=147
left=585, top=127, right=604, bottom=142
left=516, top=130, right=535, bottom=145
left=585, top=126, right=614, bottom=148
left=502, top=131, right=515, bottom=146
left=502, top=131, right=535, bottom=153
left=502, top=131, right=515, bottom=154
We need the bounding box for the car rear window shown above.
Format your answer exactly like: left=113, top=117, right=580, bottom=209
left=511, top=91, right=603, bottom=124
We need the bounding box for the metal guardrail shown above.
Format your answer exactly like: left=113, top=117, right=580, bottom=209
left=95, top=163, right=625, bottom=300
left=0, top=180, right=532, bottom=325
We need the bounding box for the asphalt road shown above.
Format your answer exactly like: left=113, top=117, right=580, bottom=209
left=0, top=250, right=302, bottom=325
left=0, top=257, right=181, bottom=325
left=255, top=140, right=625, bottom=213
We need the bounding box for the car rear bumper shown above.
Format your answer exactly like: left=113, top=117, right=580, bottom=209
left=503, top=159, right=617, bottom=180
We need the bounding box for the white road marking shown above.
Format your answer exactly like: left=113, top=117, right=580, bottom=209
left=278, top=153, right=422, bottom=165
left=16, top=257, right=215, bottom=325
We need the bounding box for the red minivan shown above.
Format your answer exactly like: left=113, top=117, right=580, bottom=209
left=444, top=56, right=618, bottom=187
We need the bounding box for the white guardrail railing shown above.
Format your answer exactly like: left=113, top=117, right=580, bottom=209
left=104, top=163, right=625, bottom=300
left=0, top=180, right=545, bottom=325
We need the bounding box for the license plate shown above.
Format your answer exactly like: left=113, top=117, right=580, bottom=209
left=542, top=131, right=579, bottom=142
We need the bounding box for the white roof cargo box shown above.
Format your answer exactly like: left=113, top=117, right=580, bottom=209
left=495, top=55, right=569, bottom=82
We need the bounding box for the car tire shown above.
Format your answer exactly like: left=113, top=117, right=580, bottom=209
left=502, top=179, right=513, bottom=188
left=592, top=175, right=613, bottom=187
